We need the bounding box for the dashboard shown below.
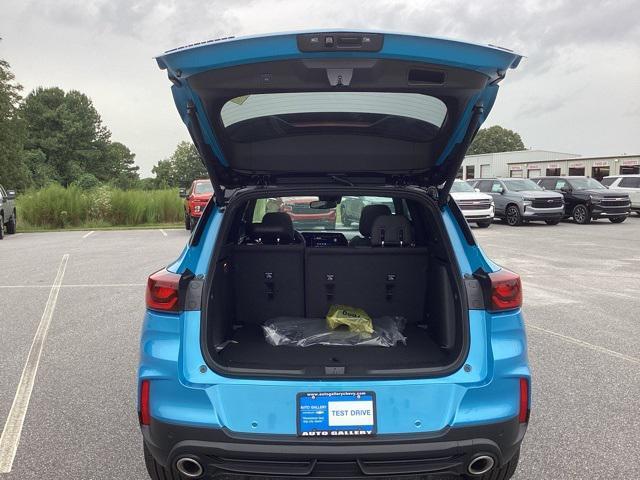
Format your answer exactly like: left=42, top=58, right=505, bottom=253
left=301, top=232, right=349, bottom=247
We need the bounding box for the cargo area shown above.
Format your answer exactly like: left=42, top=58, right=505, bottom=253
left=203, top=191, right=468, bottom=378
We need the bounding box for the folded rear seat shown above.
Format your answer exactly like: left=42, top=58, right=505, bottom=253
left=233, top=213, right=305, bottom=325
left=305, top=215, right=428, bottom=323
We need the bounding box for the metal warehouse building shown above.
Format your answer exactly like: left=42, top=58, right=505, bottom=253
left=459, top=150, right=640, bottom=182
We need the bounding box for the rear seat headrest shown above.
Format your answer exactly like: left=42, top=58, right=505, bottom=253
left=370, top=215, right=413, bottom=247
left=248, top=212, right=295, bottom=244
left=359, top=204, right=392, bottom=237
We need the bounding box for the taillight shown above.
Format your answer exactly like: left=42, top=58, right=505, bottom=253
left=146, top=269, right=181, bottom=312
left=519, top=378, right=530, bottom=423
left=488, top=269, right=522, bottom=312
left=139, top=380, right=151, bottom=425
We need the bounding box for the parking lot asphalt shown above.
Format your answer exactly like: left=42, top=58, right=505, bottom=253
left=0, top=218, right=639, bottom=479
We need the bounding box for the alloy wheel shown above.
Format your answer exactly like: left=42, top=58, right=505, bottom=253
left=573, top=204, right=590, bottom=224
left=506, top=206, right=522, bottom=226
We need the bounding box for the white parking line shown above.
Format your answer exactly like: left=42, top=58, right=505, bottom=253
left=0, top=254, right=69, bottom=473
left=159, top=229, right=168, bottom=237
left=0, top=283, right=145, bottom=289
left=528, top=325, right=640, bottom=365
left=82, top=231, right=95, bottom=239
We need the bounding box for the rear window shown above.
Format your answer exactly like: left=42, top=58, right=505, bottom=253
left=253, top=196, right=396, bottom=234
left=220, top=92, right=447, bottom=142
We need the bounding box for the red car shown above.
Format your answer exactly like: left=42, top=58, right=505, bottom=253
left=279, top=196, right=336, bottom=229
left=181, top=179, right=214, bottom=230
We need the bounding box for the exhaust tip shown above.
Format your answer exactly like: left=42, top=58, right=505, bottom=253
left=175, top=457, right=204, bottom=478
left=468, top=455, right=495, bottom=476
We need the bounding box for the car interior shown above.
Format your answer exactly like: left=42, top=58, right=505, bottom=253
left=202, top=194, right=467, bottom=378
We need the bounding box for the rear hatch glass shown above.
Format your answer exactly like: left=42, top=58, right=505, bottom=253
left=221, top=92, right=447, bottom=143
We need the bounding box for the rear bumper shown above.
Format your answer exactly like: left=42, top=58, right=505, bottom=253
left=142, top=416, right=526, bottom=478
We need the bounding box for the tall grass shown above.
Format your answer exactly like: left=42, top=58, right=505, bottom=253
left=16, top=184, right=184, bottom=229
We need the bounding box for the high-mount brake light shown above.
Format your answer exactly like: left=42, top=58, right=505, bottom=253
left=488, top=269, right=522, bottom=312
left=146, top=269, right=181, bottom=312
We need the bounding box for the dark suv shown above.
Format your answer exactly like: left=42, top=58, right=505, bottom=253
left=0, top=184, right=17, bottom=239
left=535, top=176, right=630, bottom=224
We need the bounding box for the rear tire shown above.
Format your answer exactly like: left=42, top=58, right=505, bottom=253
left=185, top=212, right=191, bottom=230
left=476, top=220, right=492, bottom=228
left=6, top=211, right=16, bottom=234
left=143, top=442, right=180, bottom=480
left=609, top=216, right=627, bottom=223
left=572, top=204, right=591, bottom=224
left=0, top=214, right=4, bottom=240
left=545, top=219, right=560, bottom=225
left=505, top=205, right=523, bottom=226
left=463, top=448, right=520, bottom=480
left=189, top=216, right=198, bottom=231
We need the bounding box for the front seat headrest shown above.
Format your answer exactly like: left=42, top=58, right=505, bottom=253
left=370, top=215, right=414, bottom=247
left=248, top=212, right=295, bottom=244
left=359, top=204, right=392, bottom=237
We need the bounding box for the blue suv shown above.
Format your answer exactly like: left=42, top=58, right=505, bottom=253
left=139, top=31, right=530, bottom=480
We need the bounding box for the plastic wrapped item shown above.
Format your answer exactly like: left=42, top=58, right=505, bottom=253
left=263, top=316, right=406, bottom=347
left=326, top=305, right=374, bottom=334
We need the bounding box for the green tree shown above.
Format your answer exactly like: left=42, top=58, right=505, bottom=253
left=21, top=87, right=111, bottom=185
left=170, top=141, right=207, bottom=188
left=0, top=59, right=31, bottom=189
left=74, top=172, right=100, bottom=190
left=151, top=159, right=174, bottom=187
left=106, top=142, right=140, bottom=189
left=151, top=141, right=208, bottom=188
left=467, top=125, right=526, bottom=155
left=19, top=87, right=139, bottom=187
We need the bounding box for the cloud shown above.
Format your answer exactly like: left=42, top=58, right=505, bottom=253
left=2, top=0, right=639, bottom=175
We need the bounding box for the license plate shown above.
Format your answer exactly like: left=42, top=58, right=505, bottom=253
left=297, top=391, right=376, bottom=437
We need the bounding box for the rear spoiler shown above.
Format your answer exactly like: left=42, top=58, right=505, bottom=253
left=436, top=105, right=484, bottom=207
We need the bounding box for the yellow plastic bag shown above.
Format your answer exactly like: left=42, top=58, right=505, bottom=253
left=326, top=305, right=374, bottom=334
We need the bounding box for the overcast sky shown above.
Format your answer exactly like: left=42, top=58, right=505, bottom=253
left=2, top=0, right=639, bottom=176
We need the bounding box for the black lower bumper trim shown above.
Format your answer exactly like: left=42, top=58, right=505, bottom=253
left=142, top=417, right=526, bottom=478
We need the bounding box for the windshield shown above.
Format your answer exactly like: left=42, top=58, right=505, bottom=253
left=450, top=181, right=476, bottom=193
left=502, top=179, right=543, bottom=192
left=569, top=178, right=606, bottom=190
left=194, top=181, right=213, bottom=194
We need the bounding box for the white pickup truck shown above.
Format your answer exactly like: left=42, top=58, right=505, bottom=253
left=450, top=179, right=495, bottom=228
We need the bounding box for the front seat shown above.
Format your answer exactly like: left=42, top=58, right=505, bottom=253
left=349, top=204, right=392, bottom=246
left=370, top=214, right=414, bottom=247
left=247, top=212, right=295, bottom=244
